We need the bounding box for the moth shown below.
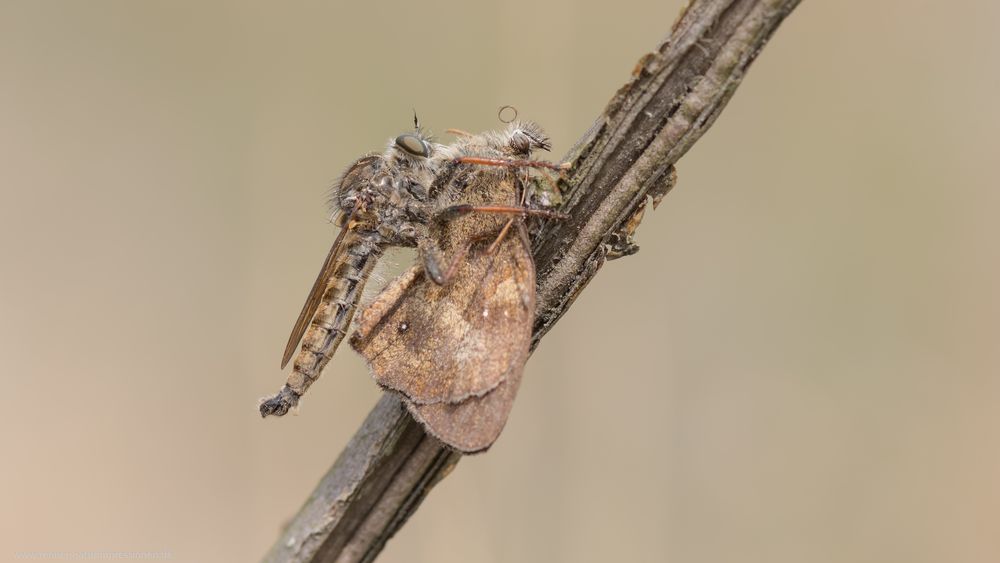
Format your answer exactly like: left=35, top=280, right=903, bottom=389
left=350, top=122, right=563, bottom=453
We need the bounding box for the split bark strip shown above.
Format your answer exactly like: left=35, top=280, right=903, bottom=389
left=263, top=1, right=803, bottom=561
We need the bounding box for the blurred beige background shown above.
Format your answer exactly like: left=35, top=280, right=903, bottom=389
left=2, top=1, right=998, bottom=562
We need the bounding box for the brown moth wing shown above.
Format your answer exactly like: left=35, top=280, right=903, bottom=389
left=404, top=353, right=527, bottom=454
left=350, top=232, right=535, bottom=405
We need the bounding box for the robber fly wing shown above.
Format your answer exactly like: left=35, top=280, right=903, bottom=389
left=280, top=155, right=379, bottom=369
left=280, top=215, right=356, bottom=368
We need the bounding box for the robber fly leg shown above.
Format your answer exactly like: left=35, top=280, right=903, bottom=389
left=418, top=229, right=506, bottom=286
left=419, top=235, right=474, bottom=286
left=486, top=219, right=516, bottom=255
left=259, top=385, right=300, bottom=417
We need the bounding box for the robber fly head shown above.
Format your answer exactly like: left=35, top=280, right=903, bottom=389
left=386, top=113, right=440, bottom=172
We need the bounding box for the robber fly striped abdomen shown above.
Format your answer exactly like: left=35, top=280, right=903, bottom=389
left=285, top=229, right=380, bottom=389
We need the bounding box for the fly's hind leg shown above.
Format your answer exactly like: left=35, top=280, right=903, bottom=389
left=419, top=235, right=476, bottom=286
left=487, top=219, right=515, bottom=255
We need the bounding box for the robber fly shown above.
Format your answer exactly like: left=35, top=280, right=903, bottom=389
left=261, top=117, right=563, bottom=434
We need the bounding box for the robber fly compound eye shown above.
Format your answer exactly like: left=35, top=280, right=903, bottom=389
left=394, top=134, right=431, bottom=158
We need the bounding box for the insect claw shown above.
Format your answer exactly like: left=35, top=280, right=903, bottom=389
left=259, top=386, right=300, bottom=417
